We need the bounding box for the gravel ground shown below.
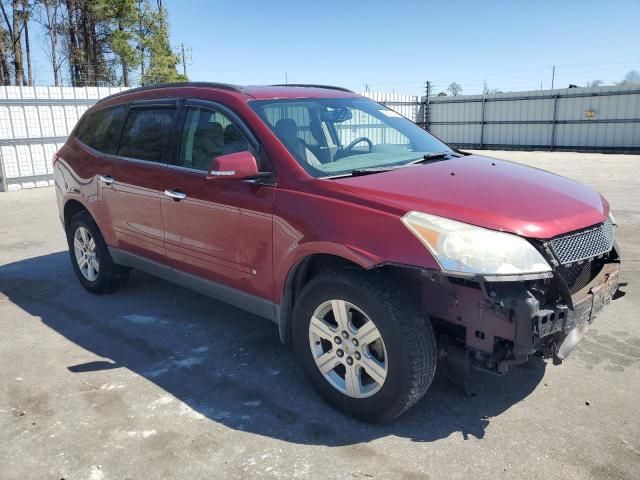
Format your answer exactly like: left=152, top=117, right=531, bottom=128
left=1, top=151, right=639, bottom=479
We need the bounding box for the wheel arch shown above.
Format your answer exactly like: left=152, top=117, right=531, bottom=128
left=277, top=252, right=364, bottom=345
left=63, top=198, right=91, bottom=232
left=276, top=249, right=420, bottom=346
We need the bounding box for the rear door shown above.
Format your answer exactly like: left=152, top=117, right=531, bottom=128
left=161, top=100, right=276, bottom=300
left=98, top=100, right=178, bottom=263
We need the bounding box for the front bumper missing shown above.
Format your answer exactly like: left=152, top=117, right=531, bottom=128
left=420, top=259, right=620, bottom=376
left=550, top=265, right=619, bottom=361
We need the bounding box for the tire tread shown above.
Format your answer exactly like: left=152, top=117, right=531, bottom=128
left=295, top=267, right=437, bottom=422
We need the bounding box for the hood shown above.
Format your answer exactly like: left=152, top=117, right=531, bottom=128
left=334, top=155, right=608, bottom=239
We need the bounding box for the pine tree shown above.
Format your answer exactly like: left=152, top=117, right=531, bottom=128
left=140, top=0, right=185, bottom=85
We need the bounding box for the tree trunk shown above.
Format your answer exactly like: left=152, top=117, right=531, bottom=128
left=24, top=12, right=32, bottom=86
left=122, top=59, right=129, bottom=86
left=45, top=2, right=60, bottom=86
left=80, top=3, right=91, bottom=85
left=138, top=0, right=144, bottom=81
left=0, top=30, right=11, bottom=85
left=0, top=3, right=14, bottom=85
left=117, top=20, right=129, bottom=86
left=11, top=0, right=23, bottom=86
left=65, top=0, right=81, bottom=86
left=89, top=13, right=100, bottom=85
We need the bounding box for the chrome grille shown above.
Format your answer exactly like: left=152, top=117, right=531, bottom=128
left=549, top=219, right=614, bottom=265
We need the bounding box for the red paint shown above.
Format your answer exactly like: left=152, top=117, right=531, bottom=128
left=335, top=156, right=608, bottom=238
left=207, top=151, right=259, bottom=180
left=161, top=164, right=275, bottom=299
left=55, top=84, right=611, bottom=307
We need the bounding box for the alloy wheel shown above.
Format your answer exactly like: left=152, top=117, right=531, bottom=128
left=73, top=226, right=99, bottom=281
left=308, top=299, right=388, bottom=398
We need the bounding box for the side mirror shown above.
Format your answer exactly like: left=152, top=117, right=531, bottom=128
left=206, top=151, right=260, bottom=180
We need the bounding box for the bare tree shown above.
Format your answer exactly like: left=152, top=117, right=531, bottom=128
left=447, top=81, right=462, bottom=96
left=34, top=0, right=64, bottom=86
left=619, top=70, right=640, bottom=85
left=1, top=0, right=25, bottom=85
left=586, top=79, right=603, bottom=87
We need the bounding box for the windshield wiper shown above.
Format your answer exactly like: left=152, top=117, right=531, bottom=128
left=350, top=167, right=398, bottom=176
left=406, top=151, right=461, bottom=165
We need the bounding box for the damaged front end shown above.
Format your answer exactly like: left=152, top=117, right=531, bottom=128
left=415, top=222, right=621, bottom=386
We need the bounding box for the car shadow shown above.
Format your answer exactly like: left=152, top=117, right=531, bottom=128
left=0, top=252, right=546, bottom=445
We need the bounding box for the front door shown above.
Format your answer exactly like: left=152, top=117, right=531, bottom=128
left=161, top=102, right=275, bottom=301
left=99, top=101, right=178, bottom=263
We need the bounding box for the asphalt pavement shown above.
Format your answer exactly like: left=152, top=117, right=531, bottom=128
left=1, top=151, right=639, bottom=479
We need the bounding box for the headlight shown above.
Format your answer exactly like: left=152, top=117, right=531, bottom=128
left=401, top=211, right=551, bottom=275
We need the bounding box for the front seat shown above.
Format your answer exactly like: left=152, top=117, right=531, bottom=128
left=223, top=123, right=248, bottom=154
left=274, top=118, right=321, bottom=168
left=192, top=115, right=224, bottom=170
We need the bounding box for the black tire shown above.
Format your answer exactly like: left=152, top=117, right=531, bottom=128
left=292, top=268, right=437, bottom=422
left=67, top=210, right=129, bottom=294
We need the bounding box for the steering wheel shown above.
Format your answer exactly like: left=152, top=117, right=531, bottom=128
left=335, top=137, right=373, bottom=160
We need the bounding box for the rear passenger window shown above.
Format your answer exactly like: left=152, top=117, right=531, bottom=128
left=117, top=107, right=176, bottom=162
left=76, top=105, right=127, bottom=154
left=176, top=107, right=251, bottom=171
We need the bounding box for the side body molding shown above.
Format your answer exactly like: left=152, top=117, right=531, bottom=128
left=109, top=247, right=277, bottom=322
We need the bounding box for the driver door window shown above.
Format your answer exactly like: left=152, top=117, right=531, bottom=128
left=176, top=107, right=250, bottom=171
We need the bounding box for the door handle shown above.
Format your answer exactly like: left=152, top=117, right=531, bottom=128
left=164, top=189, right=187, bottom=201
left=98, top=175, right=115, bottom=185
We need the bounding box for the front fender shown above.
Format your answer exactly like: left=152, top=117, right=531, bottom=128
left=271, top=188, right=441, bottom=305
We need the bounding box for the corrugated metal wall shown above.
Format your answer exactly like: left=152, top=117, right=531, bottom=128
left=0, top=86, right=128, bottom=191
left=426, top=85, right=640, bottom=152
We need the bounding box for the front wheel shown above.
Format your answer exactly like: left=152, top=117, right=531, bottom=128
left=292, top=269, right=437, bottom=422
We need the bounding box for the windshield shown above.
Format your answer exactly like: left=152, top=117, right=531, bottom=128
left=249, top=97, right=454, bottom=177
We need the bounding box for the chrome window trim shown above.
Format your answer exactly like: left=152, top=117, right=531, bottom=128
left=165, top=163, right=207, bottom=175
left=102, top=152, right=169, bottom=168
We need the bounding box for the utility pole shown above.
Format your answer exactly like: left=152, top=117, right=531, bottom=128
left=285, top=72, right=288, bottom=84
left=181, top=44, right=187, bottom=77
left=551, top=65, right=556, bottom=90
left=423, top=81, right=432, bottom=131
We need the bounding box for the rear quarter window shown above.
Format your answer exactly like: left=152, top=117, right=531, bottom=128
left=76, top=105, right=127, bottom=155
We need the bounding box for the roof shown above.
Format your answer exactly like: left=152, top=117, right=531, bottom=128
left=244, top=85, right=357, bottom=100
left=97, top=82, right=359, bottom=104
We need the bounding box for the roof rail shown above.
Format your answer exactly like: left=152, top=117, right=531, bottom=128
left=271, top=84, right=354, bottom=93
left=97, top=82, right=244, bottom=103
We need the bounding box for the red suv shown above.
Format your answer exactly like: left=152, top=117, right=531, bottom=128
left=54, top=83, right=620, bottom=422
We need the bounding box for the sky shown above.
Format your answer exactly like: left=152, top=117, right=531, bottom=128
left=29, top=0, right=640, bottom=95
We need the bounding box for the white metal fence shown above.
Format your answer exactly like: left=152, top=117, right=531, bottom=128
left=0, top=86, right=128, bottom=191
left=1, top=85, right=638, bottom=191
left=426, top=85, right=640, bottom=152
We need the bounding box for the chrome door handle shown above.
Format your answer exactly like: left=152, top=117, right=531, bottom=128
left=164, top=189, right=187, bottom=200
left=98, top=175, right=114, bottom=185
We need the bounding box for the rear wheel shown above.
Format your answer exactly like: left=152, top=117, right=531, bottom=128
left=292, top=268, right=437, bottom=422
left=67, top=211, right=129, bottom=293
